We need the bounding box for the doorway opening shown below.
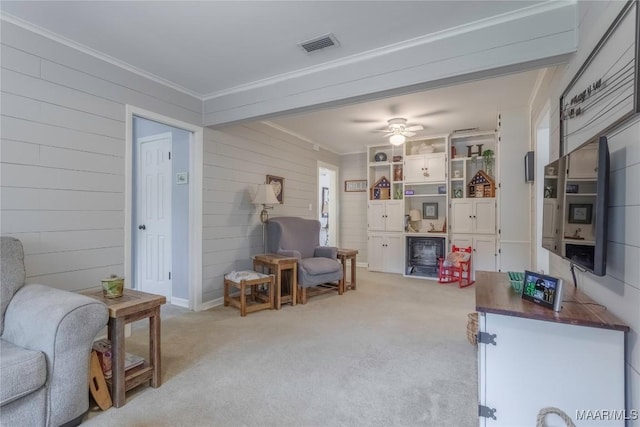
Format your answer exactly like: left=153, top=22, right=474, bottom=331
left=318, top=162, right=339, bottom=247
left=126, top=106, right=203, bottom=310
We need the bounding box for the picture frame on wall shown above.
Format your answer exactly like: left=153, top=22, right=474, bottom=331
left=568, top=203, right=592, bottom=224
left=266, top=175, right=284, bottom=204
left=344, top=180, right=367, bottom=192
left=321, top=187, right=329, bottom=217
left=422, top=202, right=438, bottom=219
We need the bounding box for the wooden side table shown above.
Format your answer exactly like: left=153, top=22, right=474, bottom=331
left=81, top=288, right=166, bottom=408
left=337, top=249, right=358, bottom=293
left=253, top=254, right=298, bottom=310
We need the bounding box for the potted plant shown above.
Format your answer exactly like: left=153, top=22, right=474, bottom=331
left=482, top=149, right=495, bottom=176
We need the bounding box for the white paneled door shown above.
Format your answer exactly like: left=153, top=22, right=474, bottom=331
left=137, top=133, right=172, bottom=299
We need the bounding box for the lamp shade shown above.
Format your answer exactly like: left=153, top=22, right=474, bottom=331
left=253, top=183, right=279, bottom=205
left=409, top=209, right=421, bottom=221
left=389, top=133, right=406, bottom=146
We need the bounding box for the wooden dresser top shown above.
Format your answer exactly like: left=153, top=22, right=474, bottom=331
left=475, top=271, right=629, bottom=332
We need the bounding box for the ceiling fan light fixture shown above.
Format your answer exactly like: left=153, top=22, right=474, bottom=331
left=389, top=133, right=406, bottom=145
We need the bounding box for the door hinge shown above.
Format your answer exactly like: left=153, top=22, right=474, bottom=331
left=498, top=248, right=501, bottom=254
left=477, top=331, right=497, bottom=345
left=168, top=272, right=171, bottom=280
left=479, top=405, right=497, bottom=420
left=168, top=152, right=171, bottom=160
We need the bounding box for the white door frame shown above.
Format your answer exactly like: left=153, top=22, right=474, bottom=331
left=125, top=105, right=204, bottom=311
left=317, top=161, right=339, bottom=246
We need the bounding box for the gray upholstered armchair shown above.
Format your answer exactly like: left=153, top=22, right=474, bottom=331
left=266, top=217, right=343, bottom=303
left=0, top=237, right=108, bottom=427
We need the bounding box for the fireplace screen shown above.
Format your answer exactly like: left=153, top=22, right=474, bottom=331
left=406, top=237, right=446, bottom=277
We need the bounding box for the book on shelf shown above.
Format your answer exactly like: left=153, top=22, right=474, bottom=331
left=92, top=339, right=145, bottom=379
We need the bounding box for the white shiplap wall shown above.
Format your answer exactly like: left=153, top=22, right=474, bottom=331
left=340, top=153, right=368, bottom=264
left=201, top=123, right=340, bottom=303
left=540, top=1, right=639, bottom=419
left=0, top=21, right=201, bottom=291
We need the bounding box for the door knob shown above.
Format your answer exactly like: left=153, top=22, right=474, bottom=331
left=138, top=225, right=146, bottom=230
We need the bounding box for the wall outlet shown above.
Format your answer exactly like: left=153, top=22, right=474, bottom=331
left=308, top=203, right=312, bottom=211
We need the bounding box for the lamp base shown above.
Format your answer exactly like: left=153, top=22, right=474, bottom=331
left=260, top=208, right=269, bottom=223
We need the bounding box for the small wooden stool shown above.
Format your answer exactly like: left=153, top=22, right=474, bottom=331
left=224, top=271, right=275, bottom=316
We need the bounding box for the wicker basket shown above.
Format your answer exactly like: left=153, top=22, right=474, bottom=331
left=467, top=312, right=478, bottom=345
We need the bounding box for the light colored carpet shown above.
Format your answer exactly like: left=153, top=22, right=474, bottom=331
left=83, top=269, right=478, bottom=426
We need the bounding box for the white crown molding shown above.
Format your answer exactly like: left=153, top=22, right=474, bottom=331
left=260, top=120, right=340, bottom=155
left=202, top=0, right=576, bottom=101
left=0, top=11, right=203, bottom=100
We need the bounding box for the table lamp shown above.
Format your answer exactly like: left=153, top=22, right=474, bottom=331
left=253, top=184, right=279, bottom=252
left=253, top=184, right=279, bottom=223
left=408, top=209, right=421, bottom=232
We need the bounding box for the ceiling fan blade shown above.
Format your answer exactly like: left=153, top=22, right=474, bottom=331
left=405, top=125, right=424, bottom=132
left=401, top=131, right=416, bottom=137
left=372, top=129, right=391, bottom=133
left=382, top=132, right=394, bottom=137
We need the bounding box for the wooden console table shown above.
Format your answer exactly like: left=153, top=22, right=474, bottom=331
left=337, top=248, right=358, bottom=293
left=253, top=254, right=298, bottom=309
left=81, top=288, right=166, bottom=408
left=475, top=271, right=628, bottom=426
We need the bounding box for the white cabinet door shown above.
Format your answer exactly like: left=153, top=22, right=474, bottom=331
left=481, top=313, right=625, bottom=427
left=451, top=235, right=496, bottom=274
left=368, top=234, right=403, bottom=273
left=424, top=153, right=446, bottom=182
left=368, top=234, right=385, bottom=272
left=386, top=234, right=404, bottom=274
left=451, top=200, right=474, bottom=234
left=369, top=200, right=403, bottom=232
left=368, top=201, right=386, bottom=231
left=404, top=156, right=427, bottom=183
left=385, top=200, right=404, bottom=232
left=542, top=200, right=557, bottom=238
left=473, top=236, right=496, bottom=272
left=404, top=153, right=446, bottom=183
left=474, top=199, right=496, bottom=234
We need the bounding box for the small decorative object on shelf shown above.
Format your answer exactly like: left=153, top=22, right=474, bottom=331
left=467, top=170, right=495, bottom=198
left=566, top=184, right=579, bottom=193
left=438, top=185, right=446, bottom=194
left=374, top=152, right=387, bottom=162
left=371, top=176, right=391, bottom=200
left=544, top=186, right=554, bottom=198
left=482, top=149, right=494, bottom=176
left=393, top=155, right=402, bottom=162
left=393, top=166, right=403, bottom=181
left=404, top=189, right=414, bottom=195
left=453, top=188, right=463, bottom=198
left=101, top=275, right=124, bottom=298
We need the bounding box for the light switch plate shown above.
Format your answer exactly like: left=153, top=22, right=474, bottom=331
left=176, top=172, right=188, bottom=184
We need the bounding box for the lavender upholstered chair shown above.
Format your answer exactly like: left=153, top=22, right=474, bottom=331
left=266, top=217, right=343, bottom=303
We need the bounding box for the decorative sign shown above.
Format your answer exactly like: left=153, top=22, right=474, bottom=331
left=560, top=1, right=638, bottom=153
left=344, top=180, right=367, bottom=192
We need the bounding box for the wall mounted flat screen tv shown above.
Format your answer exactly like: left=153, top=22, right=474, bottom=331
left=541, top=136, right=610, bottom=276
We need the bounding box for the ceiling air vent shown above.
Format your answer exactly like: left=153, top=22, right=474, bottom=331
left=299, top=33, right=339, bottom=54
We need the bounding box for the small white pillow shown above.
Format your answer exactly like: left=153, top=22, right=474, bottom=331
left=225, top=270, right=269, bottom=282
left=443, top=252, right=471, bottom=267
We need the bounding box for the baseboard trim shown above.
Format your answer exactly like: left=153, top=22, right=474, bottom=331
left=170, top=297, right=189, bottom=308
left=356, top=261, right=368, bottom=268
left=198, top=297, right=224, bottom=311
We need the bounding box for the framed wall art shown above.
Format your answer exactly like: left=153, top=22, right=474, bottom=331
left=568, top=204, right=593, bottom=224
left=344, top=179, right=367, bottom=192
left=559, top=0, right=638, bottom=155
left=266, top=175, right=284, bottom=204
left=422, top=202, right=438, bottom=219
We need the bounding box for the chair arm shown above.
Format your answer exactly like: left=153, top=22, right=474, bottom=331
left=2, top=284, right=108, bottom=426
left=314, top=246, right=338, bottom=259
left=278, top=250, right=301, bottom=259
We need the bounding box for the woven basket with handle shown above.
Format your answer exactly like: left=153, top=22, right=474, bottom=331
left=467, top=312, right=478, bottom=345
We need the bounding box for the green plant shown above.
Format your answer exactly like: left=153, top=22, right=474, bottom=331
left=482, top=149, right=494, bottom=176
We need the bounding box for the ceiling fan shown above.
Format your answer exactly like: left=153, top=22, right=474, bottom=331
left=374, top=118, right=424, bottom=145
